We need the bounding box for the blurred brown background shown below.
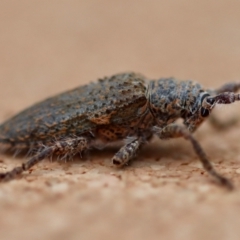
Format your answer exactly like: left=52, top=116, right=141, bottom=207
left=0, top=1, right=240, bottom=240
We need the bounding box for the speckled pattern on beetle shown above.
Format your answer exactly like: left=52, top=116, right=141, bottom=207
left=0, top=72, right=240, bottom=189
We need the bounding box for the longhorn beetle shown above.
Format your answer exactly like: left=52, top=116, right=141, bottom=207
left=0, top=72, right=239, bottom=189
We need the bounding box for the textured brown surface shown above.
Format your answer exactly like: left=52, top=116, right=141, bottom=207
left=0, top=1, right=240, bottom=240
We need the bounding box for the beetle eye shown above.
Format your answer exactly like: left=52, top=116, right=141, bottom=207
left=201, top=108, right=209, bottom=117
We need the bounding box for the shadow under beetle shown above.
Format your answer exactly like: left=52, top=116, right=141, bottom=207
left=0, top=72, right=240, bottom=189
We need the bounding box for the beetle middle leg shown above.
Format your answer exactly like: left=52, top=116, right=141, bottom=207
left=0, top=136, right=90, bottom=181
left=112, top=137, right=142, bottom=167
left=155, top=124, right=233, bottom=190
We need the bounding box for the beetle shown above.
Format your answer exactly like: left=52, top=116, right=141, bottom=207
left=0, top=72, right=239, bottom=189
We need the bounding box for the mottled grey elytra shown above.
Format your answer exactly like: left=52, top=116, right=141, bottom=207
left=0, top=72, right=240, bottom=189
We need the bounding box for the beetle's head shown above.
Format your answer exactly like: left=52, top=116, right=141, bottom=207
left=184, top=91, right=239, bottom=132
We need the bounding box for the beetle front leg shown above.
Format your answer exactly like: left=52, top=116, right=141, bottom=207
left=214, top=82, right=240, bottom=94
left=112, top=138, right=142, bottom=167
left=0, top=136, right=90, bottom=181
left=155, top=124, right=233, bottom=190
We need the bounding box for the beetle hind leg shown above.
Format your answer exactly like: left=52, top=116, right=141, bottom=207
left=0, top=136, right=90, bottom=181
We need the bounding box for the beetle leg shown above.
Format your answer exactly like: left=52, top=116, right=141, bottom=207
left=214, top=82, right=240, bottom=94
left=0, top=136, right=89, bottom=181
left=155, top=124, right=233, bottom=190
left=112, top=138, right=142, bottom=167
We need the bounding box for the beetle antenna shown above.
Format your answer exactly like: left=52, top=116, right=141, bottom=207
left=203, top=92, right=240, bottom=109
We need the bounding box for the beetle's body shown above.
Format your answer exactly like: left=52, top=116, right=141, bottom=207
left=0, top=73, right=205, bottom=150
left=0, top=72, right=239, bottom=189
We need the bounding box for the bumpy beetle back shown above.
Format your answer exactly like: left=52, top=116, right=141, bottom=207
left=0, top=72, right=147, bottom=149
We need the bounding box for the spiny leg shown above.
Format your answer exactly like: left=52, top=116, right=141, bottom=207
left=112, top=137, right=142, bottom=167
left=0, top=136, right=89, bottom=181
left=155, top=124, right=233, bottom=190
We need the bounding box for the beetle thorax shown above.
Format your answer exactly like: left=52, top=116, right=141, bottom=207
left=148, top=78, right=205, bottom=126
